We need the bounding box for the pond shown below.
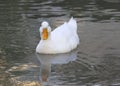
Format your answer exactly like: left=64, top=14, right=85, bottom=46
left=0, top=0, right=120, bottom=86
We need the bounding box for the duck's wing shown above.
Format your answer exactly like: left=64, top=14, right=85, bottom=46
left=52, top=17, right=77, bottom=36
left=51, top=17, right=79, bottom=47
left=51, top=22, right=69, bottom=44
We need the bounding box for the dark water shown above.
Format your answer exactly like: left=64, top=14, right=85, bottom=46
left=0, top=0, right=120, bottom=86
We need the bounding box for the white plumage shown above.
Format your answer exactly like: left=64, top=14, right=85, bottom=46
left=36, top=17, right=80, bottom=54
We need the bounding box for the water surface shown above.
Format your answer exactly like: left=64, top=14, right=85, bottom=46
left=0, top=0, right=120, bottom=86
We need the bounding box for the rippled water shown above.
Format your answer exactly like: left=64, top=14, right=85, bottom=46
left=0, top=0, right=120, bottom=86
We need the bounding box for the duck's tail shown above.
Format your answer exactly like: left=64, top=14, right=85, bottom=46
left=68, top=17, right=80, bottom=45
left=68, top=17, right=77, bottom=32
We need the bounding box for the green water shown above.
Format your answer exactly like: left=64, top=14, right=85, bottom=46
left=0, top=0, right=120, bottom=86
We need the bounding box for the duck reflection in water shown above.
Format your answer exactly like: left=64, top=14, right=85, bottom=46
left=36, top=49, right=78, bottom=83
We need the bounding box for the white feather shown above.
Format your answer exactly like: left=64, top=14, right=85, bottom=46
left=36, top=17, right=80, bottom=54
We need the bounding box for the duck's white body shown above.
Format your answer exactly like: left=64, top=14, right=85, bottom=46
left=36, top=17, right=79, bottom=54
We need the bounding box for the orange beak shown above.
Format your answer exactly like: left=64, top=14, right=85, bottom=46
left=42, top=28, right=48, bottom=40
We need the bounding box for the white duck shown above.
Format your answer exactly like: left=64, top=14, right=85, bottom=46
left=36, top=17, right=79, bottom=54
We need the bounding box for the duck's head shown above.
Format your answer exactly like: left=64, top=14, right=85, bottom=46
left=40, top=21, right=51, bottom=40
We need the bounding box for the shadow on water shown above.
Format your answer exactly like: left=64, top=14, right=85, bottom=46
left=36, top=49, right=77, bottom=85
left=6, top=49, right=78, bottom=86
